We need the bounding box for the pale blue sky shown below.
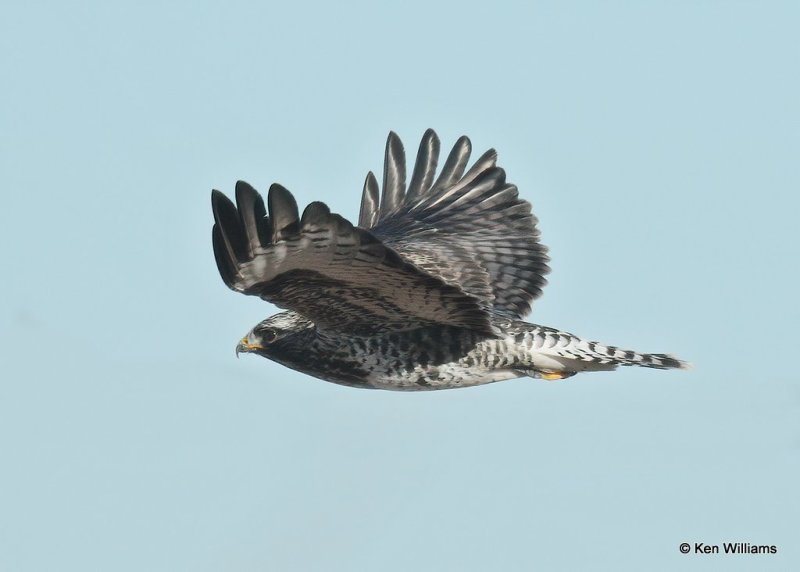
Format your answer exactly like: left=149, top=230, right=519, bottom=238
left=1, top=1, right=798, bottom=571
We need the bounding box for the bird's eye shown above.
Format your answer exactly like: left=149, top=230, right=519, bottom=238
left=261, top=329, right=277, bottom=343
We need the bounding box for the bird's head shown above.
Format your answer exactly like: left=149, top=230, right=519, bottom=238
left=236, top=311, right=314, bottom=357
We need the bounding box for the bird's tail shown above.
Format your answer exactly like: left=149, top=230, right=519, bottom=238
left=567, top=339, right=688, bottom=370
left=507, top=322, right=690, bottom=379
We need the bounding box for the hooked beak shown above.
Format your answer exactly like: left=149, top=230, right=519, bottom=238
left=236, top=337, right=263, bottom=358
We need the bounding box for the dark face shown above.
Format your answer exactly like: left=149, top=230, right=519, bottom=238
left=235, top=311, right=314, bottom=358
left=235, top=310, right=373, bottom=388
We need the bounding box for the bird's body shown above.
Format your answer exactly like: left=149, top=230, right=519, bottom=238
left=212, top=130, right=687, bottom=390
left=241, top=312, right=685, bottom=390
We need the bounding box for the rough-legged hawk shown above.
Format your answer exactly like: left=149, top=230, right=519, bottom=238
left=211, top=130, right=687, bottom=390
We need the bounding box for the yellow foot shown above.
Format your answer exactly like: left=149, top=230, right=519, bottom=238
left=540, top=371, right=572, bottom=380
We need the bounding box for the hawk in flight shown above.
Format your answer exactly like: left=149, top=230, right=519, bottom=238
left=212, top=130, right=686, bottom=390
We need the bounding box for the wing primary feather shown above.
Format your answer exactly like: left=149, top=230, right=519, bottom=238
left=211, top=189, right=247, bottom=263
left=359, top=171, right=380, bottom=228
left=268, top=183, right=300, bottom=242
left=212, top=225, right=237, bottom=288
left=301, top=201, right=332, bottom=228
left=431, top=136, right=472, bottom=193
left=256, top=211, right=272, bottom=250
left=406, top=128, right=440, bottom=202
left=380, top=131, right=406, bottom=217
left=235, top=180, right=267, bottom=256
left=459, top=148, right=498, bottom=186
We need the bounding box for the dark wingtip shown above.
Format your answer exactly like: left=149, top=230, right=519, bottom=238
left=431, top=136, right=473, bottom=193
left=212, top=224, right=237, bottom=289
left=301, top=201, right=332, bottom=227
left=268, top=183, right=300, bottom=242
left=234, top=180, right=259, bottom=201
left=458, top=148, right=498, bottom=188
left=381, top=132, right=406, bottom=217
left=359, top=171, right=380, bottom=228
left=234, top=180, right=268, bottom=254
left=211, top=189, right=247, bottom=288
left=211, top=190, right=244, bottom=252
left=407, top=129, right=441, bottom=202
left=268, top=182, right=294, bottom=201
left=455, top=135, right=472, bottom=149
left=211, top=189, right=227, bottom=210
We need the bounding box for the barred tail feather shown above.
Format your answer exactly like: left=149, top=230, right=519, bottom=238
left=564, top=338, right=688, bottom=370
left=511, top=322, right=690, bottom=376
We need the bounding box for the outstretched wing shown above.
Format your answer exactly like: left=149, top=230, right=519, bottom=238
left=359, top=130, right=550, bottom=319
left=212, top=182, right=496, bottom=336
